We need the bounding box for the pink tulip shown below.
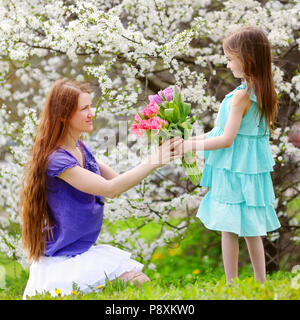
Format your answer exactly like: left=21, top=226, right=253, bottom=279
left=141, top=102, right=159, bottom=118
left=149, top=117, right=161, bottom=130
left=160, top=119, right=169, bottom=127
left=131, top=122, right=144, bottom=136
left=147, top=101, right=159, bottom=114
left=139, top=119, right=152, bottom=130
left=141, top=108, right=152, bottom=118
left=134, top=114, right=142, bottom=122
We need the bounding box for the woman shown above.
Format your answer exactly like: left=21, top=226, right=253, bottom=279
left=20, top=79, right=181, bottom=298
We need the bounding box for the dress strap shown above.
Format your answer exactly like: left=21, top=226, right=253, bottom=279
left=236, top=81, right=257, bottom=102
left=239, top=81, right=247, bottom=90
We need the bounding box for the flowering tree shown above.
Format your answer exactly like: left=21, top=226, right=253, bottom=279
left=0, top=0, right=299, bottom=271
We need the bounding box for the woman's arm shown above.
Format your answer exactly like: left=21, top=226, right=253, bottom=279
left=178, top=90, right=249, bottom=153
left=58, top=161, right=155, bottom=199
left=96, top=159, right=119, bottom=180
left=57, top=137, right=182, bottom=199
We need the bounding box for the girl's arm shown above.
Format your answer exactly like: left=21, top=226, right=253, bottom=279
left=189, top=131, right=212, bottom=141
left=57, top=137, right=182, bottom=199
left=180, top=90, right=249, bottom=153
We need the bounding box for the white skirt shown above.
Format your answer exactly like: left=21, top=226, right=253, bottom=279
left=23, top=244, right=144, bottom=299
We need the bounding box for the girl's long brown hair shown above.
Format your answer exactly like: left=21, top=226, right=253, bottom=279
left=223, top=26, right=278, bottom=133
left=19, top=79, right=90, bottom=262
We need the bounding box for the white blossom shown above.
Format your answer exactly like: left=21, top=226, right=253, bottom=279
left=0, top=0, right=299, bottom=264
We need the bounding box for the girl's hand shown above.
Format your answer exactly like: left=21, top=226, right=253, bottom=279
left=146, top=137, right=183, bottom=168
left=173, top=138, right=193, bottom=157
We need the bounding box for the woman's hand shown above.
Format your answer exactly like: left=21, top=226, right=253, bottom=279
left=145, top=136, right=183, bottom=168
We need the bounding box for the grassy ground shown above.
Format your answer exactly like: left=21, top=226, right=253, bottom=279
left=0, top=263, right=300, bottom=300
left=1, top=233, right=300, bottom=300
left=0, top=198, right=299, bottom=300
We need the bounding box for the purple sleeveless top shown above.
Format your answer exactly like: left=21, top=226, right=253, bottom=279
left=45, top=140, right=104, bottom=257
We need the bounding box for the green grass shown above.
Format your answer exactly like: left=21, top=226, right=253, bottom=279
left=1, top=232, right=300, bottom=300
left=1, top=266, right=299, bottom=300
left=1, top=198, right=299, bottom=300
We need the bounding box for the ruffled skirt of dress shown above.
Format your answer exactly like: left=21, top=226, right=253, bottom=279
left=23, top=244, right=143, bottom=299
left=197, top=127, right=281, bottom=237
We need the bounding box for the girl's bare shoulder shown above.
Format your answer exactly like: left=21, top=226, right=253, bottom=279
left=231, top=89, right=252, bottom=114
left=232, top=89, right=250, bottom=105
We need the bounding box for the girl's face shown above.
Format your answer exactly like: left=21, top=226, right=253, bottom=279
left=224, top=49, right=244, bottom=79
left=68, top=92, right=94, bottom=134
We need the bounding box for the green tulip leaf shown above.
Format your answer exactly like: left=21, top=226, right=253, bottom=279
left=165, top=108, right=175, bottom=122
left=182, top=103, right=191, bottom=117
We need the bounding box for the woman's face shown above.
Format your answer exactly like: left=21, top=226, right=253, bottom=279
left=68, top=92, right=94, bottom=134
left=224, top=49, right=244, bottom=79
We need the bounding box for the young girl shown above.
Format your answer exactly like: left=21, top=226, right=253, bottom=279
left=20, top=79, right=181, bottom=298
left=176, top=26, right=281, bottom=283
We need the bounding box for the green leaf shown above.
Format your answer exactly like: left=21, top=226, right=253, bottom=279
left=165, top=108, right=175, bottom=122
left=178, top=121, right=192, bottom=130
left=181, top=155, right=202, bottom=186
left=173, top=104, right=181, bottom=123
left=173, top=85, right=180, bottom=105
left=172, top=129, right=183, bottom=136
left=157, top=108, right=166, bottom=119
left=158, top=128, right=173, bottom=139
left=173, top=85, right=181, bottom=101
left=182, top=103, right=191, bottom=117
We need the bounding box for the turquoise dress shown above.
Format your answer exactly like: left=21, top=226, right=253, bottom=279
left=197, top=81, right=281, bottom=237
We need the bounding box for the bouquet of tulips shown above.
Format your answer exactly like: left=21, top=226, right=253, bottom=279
left=131, top=85, right=201, bottom=185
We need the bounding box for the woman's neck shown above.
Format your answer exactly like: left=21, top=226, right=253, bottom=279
left=60, top=133, right=80, bottom=150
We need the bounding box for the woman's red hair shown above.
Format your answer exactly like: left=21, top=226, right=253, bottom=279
left=223, top=26, right=278, bottom=133
left=19, top=79, right=90, bottom=261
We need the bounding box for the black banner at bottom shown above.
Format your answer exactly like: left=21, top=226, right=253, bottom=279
left=0, top=299, right=297, bottom=318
